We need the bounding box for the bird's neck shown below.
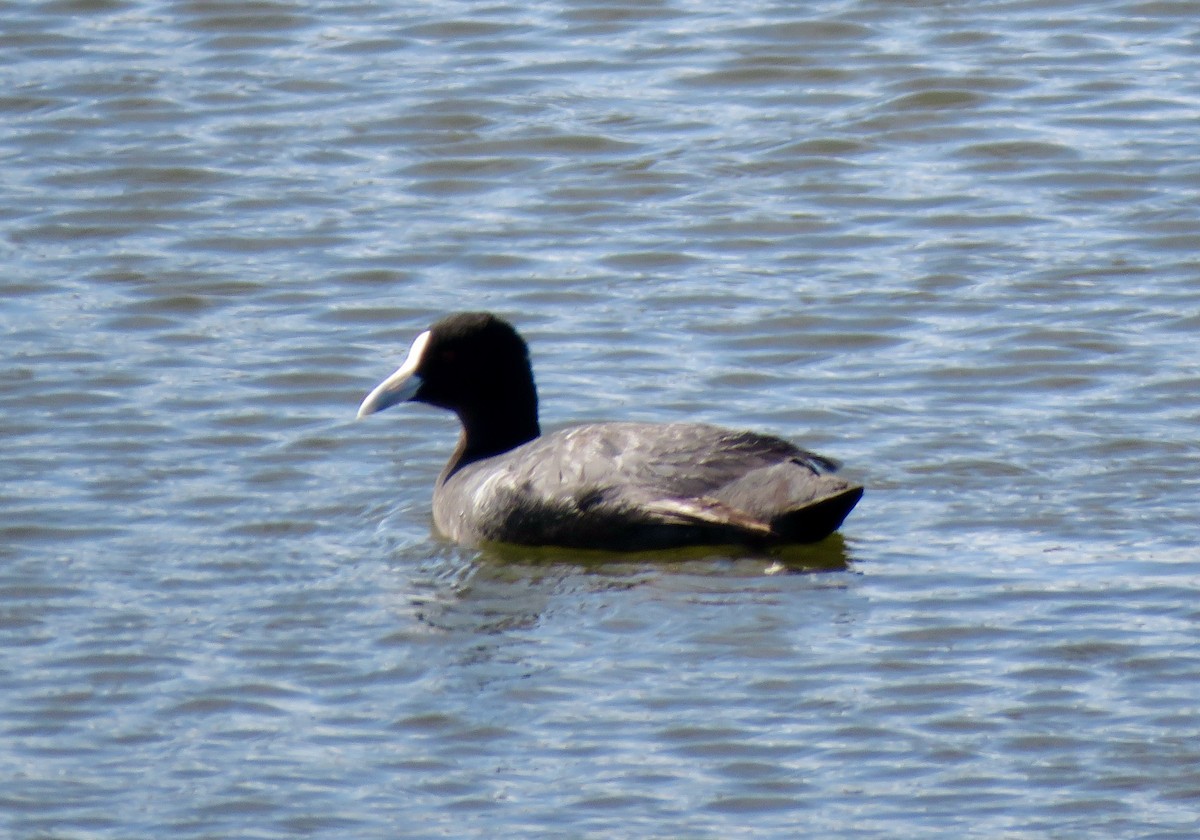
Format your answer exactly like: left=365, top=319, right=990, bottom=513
left=442, top=384, right=540, bottom=482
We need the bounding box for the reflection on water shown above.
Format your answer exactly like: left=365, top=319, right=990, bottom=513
left=475, top=533, right=855, bottom=574
left=409, top=537, right=853, bottom=636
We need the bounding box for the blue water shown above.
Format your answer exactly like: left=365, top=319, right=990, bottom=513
left=3, top=1, right=1199, bottom=837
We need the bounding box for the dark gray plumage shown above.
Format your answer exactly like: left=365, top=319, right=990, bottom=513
left=358, top=312, right=862, bottom=550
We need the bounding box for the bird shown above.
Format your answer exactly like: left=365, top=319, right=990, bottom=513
left=357, top=312, right=862, bottom=551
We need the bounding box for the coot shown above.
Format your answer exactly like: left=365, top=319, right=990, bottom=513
left=358, top=312, right=862, bottom=550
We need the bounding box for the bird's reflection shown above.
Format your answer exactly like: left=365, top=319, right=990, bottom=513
left=402, top=534, right=854, bottom=638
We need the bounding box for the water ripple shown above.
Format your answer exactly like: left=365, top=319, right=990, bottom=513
left=3, top=0, right=1200, bottom=837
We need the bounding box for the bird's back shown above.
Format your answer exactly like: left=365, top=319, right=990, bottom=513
left=433, top=422, right=862, bottom=549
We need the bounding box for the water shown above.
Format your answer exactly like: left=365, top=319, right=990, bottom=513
left=3, top=1, right=1199, bottom=837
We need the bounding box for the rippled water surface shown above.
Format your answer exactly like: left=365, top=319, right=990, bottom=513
left=3, top=1, right=1199, bottom=837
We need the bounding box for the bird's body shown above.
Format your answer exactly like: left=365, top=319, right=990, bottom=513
left=358, top=313, right=861, bottom=550
left=434, top=421, right=860, bottom=550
